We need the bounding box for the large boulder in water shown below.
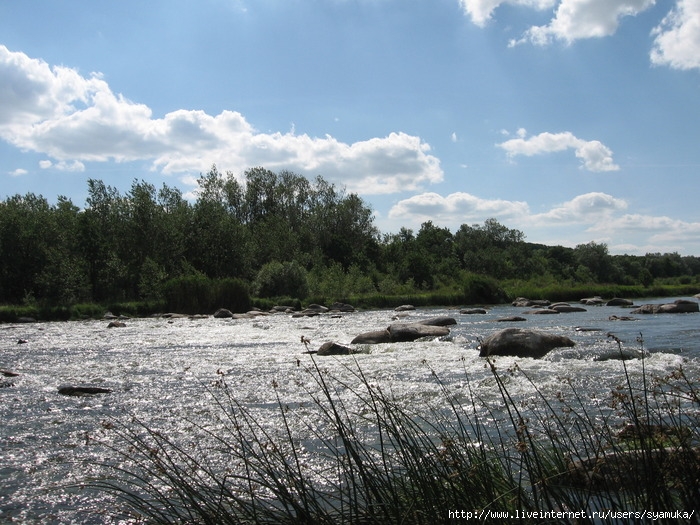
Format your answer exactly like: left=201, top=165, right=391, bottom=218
left=352, top=317, right=455, bottom=344
left=478, top=328, right=575, bottom=358
left=631, top=299, right=699, bottom=314
left=213, top=308, right=234, bottom=318
left=387, top=322, right=450, bottom=342
left=351, top=329, right=392, bottom=344
left=316, top=341, right=355, bottom=356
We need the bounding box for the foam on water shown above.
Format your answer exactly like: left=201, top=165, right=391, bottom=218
left=1, top=300, right=699, bottom=523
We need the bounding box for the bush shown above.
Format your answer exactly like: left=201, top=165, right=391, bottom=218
left=253, top=261, right=309, bottom=300
left=463, top=273, right=507, bottom=304
left=162, top=275, right=250, bottom=314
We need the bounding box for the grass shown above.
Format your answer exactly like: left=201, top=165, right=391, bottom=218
left=88, top=335, right=700, bottom=524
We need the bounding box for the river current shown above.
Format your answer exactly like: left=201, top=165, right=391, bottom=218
left=1, top=297, right=699, bottom=523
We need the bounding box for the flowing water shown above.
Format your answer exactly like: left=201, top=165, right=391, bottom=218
left=1, top=297, right=699, bottom=523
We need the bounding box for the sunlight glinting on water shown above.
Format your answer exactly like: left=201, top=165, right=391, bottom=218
left=1, top=301, right=699, bottom=523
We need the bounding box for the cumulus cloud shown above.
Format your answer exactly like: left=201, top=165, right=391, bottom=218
left=460, top=0, right=662, bottom=48
left=383, top=189, right=698, bottom=254
left=651, top=0, right=700, bottom=70
left=532, top=192, right=628, bottom=222
left=0, top=45, right=442, bottom=195
left=498, top=129, right=620, bottom=172
left=9, top=168, right=27, bottom=177
left=388, top=191, right=530, bottom=223
left=458, top=0, right=556, bottom=27
left=510, top=0, right=656, bottom=46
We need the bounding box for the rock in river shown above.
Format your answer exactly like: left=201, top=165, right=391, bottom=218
left=58, top=385, right=113, bottom=396
left=478, top=328, right=575, bottom=358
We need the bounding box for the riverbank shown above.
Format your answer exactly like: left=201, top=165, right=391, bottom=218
left=2, top=282, right=699, bottom=323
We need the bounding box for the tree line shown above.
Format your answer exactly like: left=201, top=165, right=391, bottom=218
left=1, top=166, right=699, bottom=312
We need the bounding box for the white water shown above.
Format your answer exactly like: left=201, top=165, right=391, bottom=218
left=1, top=298, right=699, bottom=523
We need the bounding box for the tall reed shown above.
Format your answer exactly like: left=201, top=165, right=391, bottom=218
left=91, top=341, right=699, bottom=524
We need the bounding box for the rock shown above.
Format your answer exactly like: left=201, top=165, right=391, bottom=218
left=387, top=322, right=450, bottom=342
left=104, top=312, right=119, bottom=320
left=294, top=304, right=329, bottom=317
left=316, top=341, right=355, bottom=356
left=58, top=385, right=113, bottom=396
left=292, top=311, right=320, bottom=318
left=478, top=328, right=575, bottom=358
left=460, top=308, right=487, bottom=314
left=609, top=315, right=636, bottom=321
left=419, top=316, right=457, bottom=327
left=17, top=338, right=28, bottom=344
left=606, top=298, right=633, bottom=307
left=213, top=308, right=234, bottom=318
left=512, top=298, right=550, bottom=307
left=564, top=446, right=700, bottom=490
left=631, top=299, right=699, bottom=314
left=394, top=304, right=416, bottom=312
left=580, top=296, right=606, bottom=306
left=1, top=369, right=20, bottom=377
left=271, top=305, right=296, bottom=313
left=305, top=304, right=329, bottom=313
left=351, top=318, right=454, bottom=344
left=496, top=316, right=527, bottom=322
left=330, top=302, right=355, bottom=312
left=524, top=308, right=560, bottom=315
left=351, top=329, right=392, bottom=344
left=550, top=304, right=587, bottom=313
left=107, top=321, right=126, bottom=328
left=16, top=316, right=36, bottom=323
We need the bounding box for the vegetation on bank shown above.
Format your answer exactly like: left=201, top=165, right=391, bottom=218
left=2, top=166, right=700, bottom=320
left=93, top=337, right=699, bottom=524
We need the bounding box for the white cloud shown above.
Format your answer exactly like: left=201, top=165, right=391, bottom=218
left=0, top=45, right=442, bottom=195
left=388, top=191, right=530, bottom=223
left=532, top=192, right=628, bottom=222
left=511, top=0, right=656, bottom=46
left=460, top=0, right=657, bottom=47
left=498, top=130, right=620, bottom=171
left=651, top=0, right=700, bottom=70
left=9, top=168, right=27, bottom=177
left=38, top=159, right=85, bottom=171
left=383, top=190, right=698, bottom=254
left=458, top=0, right=556, bottom=27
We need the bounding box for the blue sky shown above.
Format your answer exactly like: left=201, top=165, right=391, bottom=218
left=1, top=0, right=699, bottom=255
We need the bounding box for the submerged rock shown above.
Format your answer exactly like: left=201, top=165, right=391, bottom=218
left=460, top=308, right=487, bottom=314
left=631, top=299, right=699, bottom=314
left=606, top=298, right=633, bottom=307
left=550, top=303, right=587, bottom=313
left=58, top=385, right=112, bottom=396
left=478, top=328, right=575, bottom=358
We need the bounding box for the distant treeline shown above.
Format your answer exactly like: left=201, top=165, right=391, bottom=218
left=1, top=165, right=699, bottom=313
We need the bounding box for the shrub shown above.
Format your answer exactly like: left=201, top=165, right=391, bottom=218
left=253, top=261, right=309, bottom=300
left=463, top=273, right=507, bottom=304
left=162, top=275, right=250, bottom=314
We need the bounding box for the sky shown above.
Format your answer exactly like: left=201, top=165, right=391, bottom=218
left=1, top=0, right=699, bottom=255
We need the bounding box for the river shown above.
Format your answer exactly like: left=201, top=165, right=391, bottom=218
left=1, top=297, right=699, bottom=523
